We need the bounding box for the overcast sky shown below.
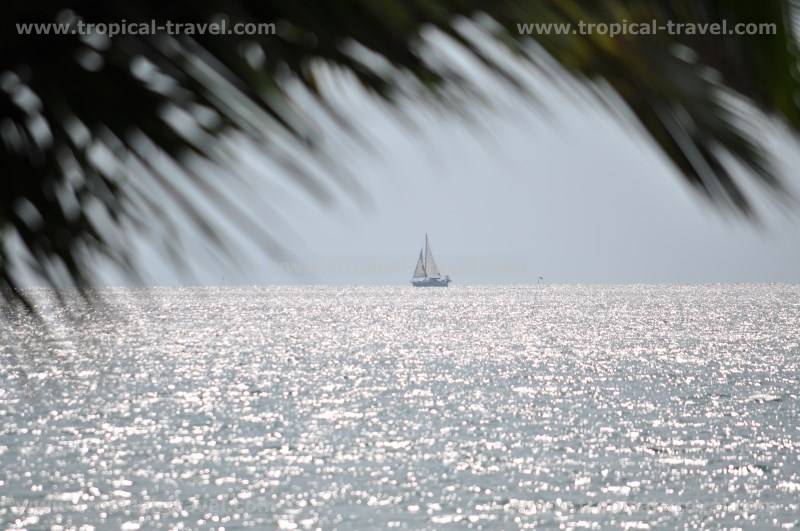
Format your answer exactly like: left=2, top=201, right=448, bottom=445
left=103, top=48, right=800, bottom=286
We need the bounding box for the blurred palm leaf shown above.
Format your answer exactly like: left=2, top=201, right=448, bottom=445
left=2, top=0, right=799, bottom=305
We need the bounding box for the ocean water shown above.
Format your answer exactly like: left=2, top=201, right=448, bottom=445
left=1, top=285, right=799, bottom=529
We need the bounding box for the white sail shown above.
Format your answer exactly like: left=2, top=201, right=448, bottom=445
left=424, top=236, right=441, bottom=277
left=412, top=249, right=426, bottom=278
left=411, top=233, right=450, bottom=287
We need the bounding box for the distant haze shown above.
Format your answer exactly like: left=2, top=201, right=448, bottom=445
left=102, top=63, right=800, bottom=286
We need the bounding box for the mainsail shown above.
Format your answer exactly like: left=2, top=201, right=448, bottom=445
left=412, top=250, right=426, bottom=278
left=424, top=235, right=440, bottom=277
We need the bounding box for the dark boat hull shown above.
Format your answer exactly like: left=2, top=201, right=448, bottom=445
left=411, top=277, right=450, bottom=287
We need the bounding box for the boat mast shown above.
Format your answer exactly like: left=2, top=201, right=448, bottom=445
left=424, top=233, right=428, bottom=273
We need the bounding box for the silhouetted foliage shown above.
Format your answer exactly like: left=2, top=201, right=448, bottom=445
left=2, top=1, right=799, bottom=305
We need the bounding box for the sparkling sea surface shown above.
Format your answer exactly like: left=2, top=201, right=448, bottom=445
left=1, top=285, right=799, bottom=529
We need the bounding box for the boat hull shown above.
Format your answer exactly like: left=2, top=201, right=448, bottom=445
left=411, top=277, right=450, bottom=287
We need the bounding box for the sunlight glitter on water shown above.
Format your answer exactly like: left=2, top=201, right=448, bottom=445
left=1, top=285, right=799, bottom=529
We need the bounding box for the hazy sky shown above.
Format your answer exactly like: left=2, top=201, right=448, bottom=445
left=107, top=48, right=800, bottom=286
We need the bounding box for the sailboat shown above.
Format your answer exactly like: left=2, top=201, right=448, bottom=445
left=411, top=234, right=451, bottom=287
